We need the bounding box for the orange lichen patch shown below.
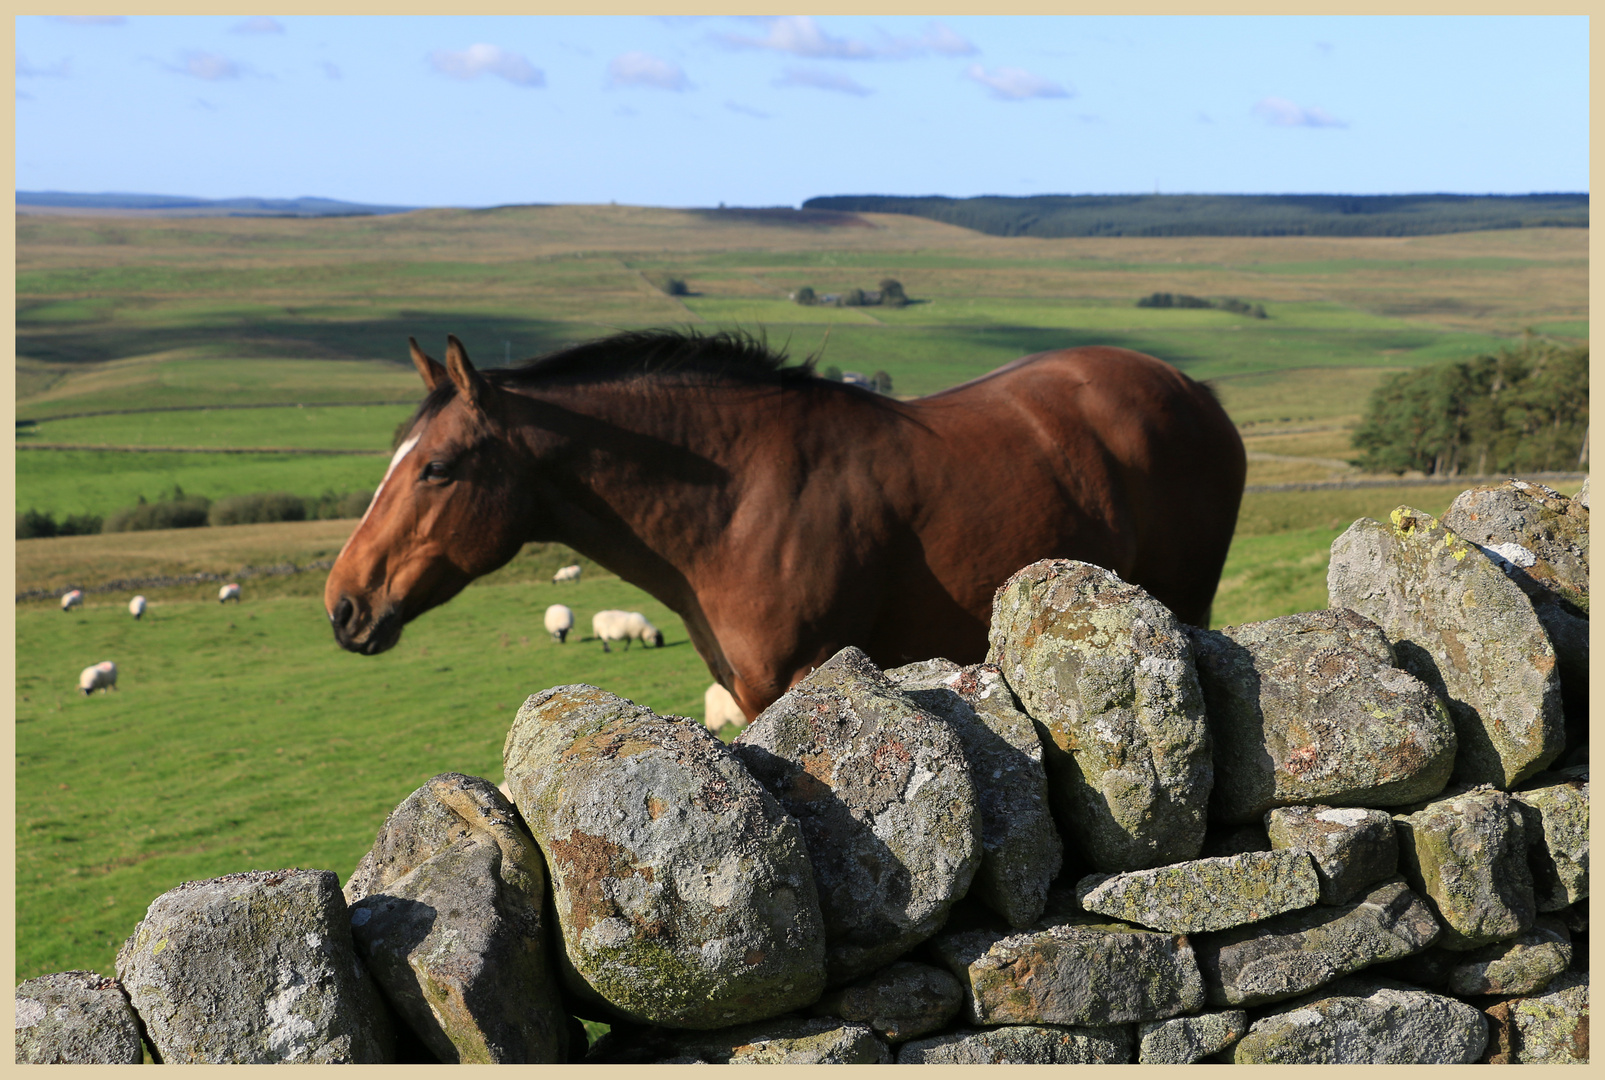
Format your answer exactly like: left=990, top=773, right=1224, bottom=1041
left=647, top=796, right=667, bottom=821
left=786, top=769, right=833, bottom=803
left=872, top=740, right=912, bottom=774
left=744, top=949, right=767, bottom=966
left=546, top=831, right=636, bottom=934
left=1284, top=745, right=1320, bottom=776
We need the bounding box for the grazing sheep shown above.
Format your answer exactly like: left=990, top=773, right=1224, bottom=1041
left=703, top=682, right=745, bottom=732
left=552, top=564, right=582, bottom=584
left=592, top=609, right=664, bottom=652
left=129, top=595, right=147, bottom=620
left=79, top=660, right=117, bottom=695
left=61, top=589, right=83, bottom=613
left=544, top=603, right=574, bottom=643
left=219, top=583, right=242, bottom=603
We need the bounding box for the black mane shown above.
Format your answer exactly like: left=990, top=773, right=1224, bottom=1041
left=493, top=328, right=814, bottom=389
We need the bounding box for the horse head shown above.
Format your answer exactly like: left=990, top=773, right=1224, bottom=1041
left=325, top=336, right=534, bottom=654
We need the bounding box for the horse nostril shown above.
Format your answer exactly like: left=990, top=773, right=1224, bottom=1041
left=332, top=597, right=355, bottom=630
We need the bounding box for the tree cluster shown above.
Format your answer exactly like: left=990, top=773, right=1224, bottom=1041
left=794, top=279, right=909, bottom=308
left=1350, top=337, right=1589, bottom=477
left=1137, top=293, right=1267, bottom=318
left=21, top=487, right=375, bottom=537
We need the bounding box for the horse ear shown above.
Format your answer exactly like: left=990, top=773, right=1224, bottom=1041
left=444, top=335, right=493, bottom=412
left=409, top=337, right=448, bottom=392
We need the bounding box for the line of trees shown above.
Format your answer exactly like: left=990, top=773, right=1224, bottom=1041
left=1137, top=292, right=1267, bottom=318
left=17, top=487, right=374, bottom=538
left=1350, top=337, right=1589, bottom=477
left=794, top=279, right=909, bottom=308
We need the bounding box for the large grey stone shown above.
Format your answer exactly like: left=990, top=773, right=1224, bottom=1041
left=115, top=869, right=396, bottom=1063
left=1138, top=1009, right=1248, bottom=1064
left=933, top=915, right=1205, bottom=1026
left=1190, top=609, right=1456, bottom=823
left=731, top=647, right=980, bottom=984
left=666, top=1017, right=891, bottom=1064
left=897, top=1024, right=1133, bottom=1063
left=15, top=970, right=144, bottom=1064
left=987, top=559, right=1212, bottom=871
left=1231, top=977, right=1487, bottom=1063
left=344, top=773, right=567, bottom=1063
left=1483, top=969, right=1590, bottom=1064
left=1075, top=849, right=1320, bottom=933
left=1266, top=804, right=1399, bottom=905
left=504, top=685, right=826, bottom=1028
left=1394, top=785, right=1537, bottom=950
left=886, top=659, right=1063, bottom=928
left=1512, top=765, right=1590, bottom=911
left=1196, top=878, right=1441, bottom=1007
left=1445, top=915, right=1572, bottom=996
left=810, top=960, right=962, bottom=1044
left=1327, top=507, right=1564, bottom=787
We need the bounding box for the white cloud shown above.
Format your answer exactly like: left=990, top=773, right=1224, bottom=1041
left=172, top=51, right=241, bottom=81
left=773, top=67, right=872, bottom=97
left=429, top=44, right=544, bottom=88
left=965, top=65, right=1070, bottom=101
left=231, top=18, right=285, bottom=35
left=1252, top=96, right=1347, bottom=128
left=607, top=51, right=690, bottom=91
left=919, top=22, right=978, bottom=57
left=18, top=54, right=70, bottom=78
left=725, top=100, right=770, bottom=119
left=47, top=16, right=125, bottom=26
left=715, top=16, right=976, bottom=61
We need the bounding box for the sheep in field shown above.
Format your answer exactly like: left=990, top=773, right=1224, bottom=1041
left=61, top=589, right=83, bottom=613
left=129, top=595, right=147, bottom=620
left=219, top=583, right=242, bottom=603
left=592, top=609, right=664, bottom=652
left=552, top=564, right=582, bottom=584
left=544, top=603, right=574, bottom=643
left=79, top=660, right=118, bottom=695
left=703, top=682, right=745, bottom=732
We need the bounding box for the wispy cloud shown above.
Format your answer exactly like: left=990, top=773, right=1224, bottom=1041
left=715, top=16, right=976, bottom=61
left=1252, top=96, right=1347, bottom=128
left=167, top=51, right=242, bottom=81
left=18, top=54, right=71, bottom=78
left=429, top=44, right=544, bottom=88
left=607, top=51, right=690, bottom=91
left=773, top=67, right=872, bottom=96
left=47, top=16, right=125, bottom=26
left=725, top=100, right=770, bottom=119
left=321, top=61, right=342, bottom=81
left=966, top=65, right=1071, bottom=101
left=231, top=17, right=285, bottom=35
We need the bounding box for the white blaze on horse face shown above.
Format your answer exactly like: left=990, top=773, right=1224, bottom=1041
left=338, top=431, right=422, bottom=558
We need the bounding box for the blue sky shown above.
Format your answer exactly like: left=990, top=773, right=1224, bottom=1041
left=15, top=15, right=1590, bottom=208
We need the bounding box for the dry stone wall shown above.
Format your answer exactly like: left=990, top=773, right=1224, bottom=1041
left=17, top=480, right=1589, bottom=1065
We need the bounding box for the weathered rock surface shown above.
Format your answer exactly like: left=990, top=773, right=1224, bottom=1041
left=666, top=1017, right=891, bottom=1064
left=933, top=915, right=1205, bottom=1026
left=886, top=658, right=1063, bottom=928
left=1075, top=849, right=1320, bottom=933
left=1189, top=608, right=1457, bottom=822
left=1137, top=1009, right=1248, bottom=1064
left=987, top=559, right=1212, bottom=871
left=897, top=1023, right=1133, bottom=1064
left=1196, top=878, right=1441, bottom=1007
left=1483, top=969, right=1590, bottom=1064
left=115, top=869, right=396, bottom=1063
left=1231, top=977, right=1488, bottom=1063
left=809, top=960, right=962, bottom=1044
left=1511, top=765, right=1590, bottom=911
left=504, top=685, right=826, bottom=1028
left=1328, top=507, right=1564, bottom=787
left=344, top=773, right=567, bottom=1063
left=15, top=970, right=145, bottom=1064
left=1445, top=915, right=1572, bottom=996
left=1266, top=804, right=1399, bottom=905
left=730, top=648, right=980, bottom=984
left=1394, top=786, right=1536, bottom=950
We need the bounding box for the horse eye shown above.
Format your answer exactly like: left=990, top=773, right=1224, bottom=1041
left=422, top=460, right=452, bottom=482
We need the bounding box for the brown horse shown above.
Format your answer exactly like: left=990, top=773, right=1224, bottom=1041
left=325, top=330, right=1245, bottom=719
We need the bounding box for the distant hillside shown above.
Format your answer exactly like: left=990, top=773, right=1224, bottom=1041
left=16, top=191, right=419, bottom=218
left=801, top=193, right=1588, bottom=238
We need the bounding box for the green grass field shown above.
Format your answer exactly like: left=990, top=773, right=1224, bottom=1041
left=13, top=204, right=1587, bottom=984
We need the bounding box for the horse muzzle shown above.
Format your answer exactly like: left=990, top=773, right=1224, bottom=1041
left=329, top=596, right=404, bottom=655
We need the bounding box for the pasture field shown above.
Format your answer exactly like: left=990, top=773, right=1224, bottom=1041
left=13, top=204, right=1587, bottom=983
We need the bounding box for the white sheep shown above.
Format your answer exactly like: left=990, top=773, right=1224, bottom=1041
left=61, top=589, right=83, bottom=613
left=704, top=682, right=746, bottom=732
left=544, top=603, right=574, bottom=643
left=129, top=595, right=147, bottom=620
left=592, top=609, right=664, bottom=652
left=552, top=564, right=582, bottom=584
left=79, top=660, right=117, bottom=695
left=219, top=583, right=242, bottom=603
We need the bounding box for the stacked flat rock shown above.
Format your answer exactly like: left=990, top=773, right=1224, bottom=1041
left=1483, top=970, right=1591, bottom=1064
left=661, top=1017, right=892, bottom=1064
left=1511, top=765, right=1590, bottom=911
left=1328, top=506, right=1564, bottom=787
left=1265, top=804, right=1399, bottom=904
left=343, top=772, right=568, bottom=1063
left=1189, top=608, right=1456, bottom=821
left=731, top=647, right=981, bottom=984
left=114, top=869, right=396, bottom=1064
left=503, top=685, right=827, bottom=1028
left=886, top=659, right=1064, bottom=928
left=809, top=960, right=963, bottom=1043
left=1076, top=850, right=1319, bottom=933
left=15, top=970, right=145, bottom=1064
left=1443, top=916, right=1572, bottom=996
left=896, top=1024, right=1134, bottom=1064
left=1230, top=977, right=1488, bottom=1064
left=1138, top=1009, right=1249, bottom=1064
left=987, top=559, right=1213, bottom=871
